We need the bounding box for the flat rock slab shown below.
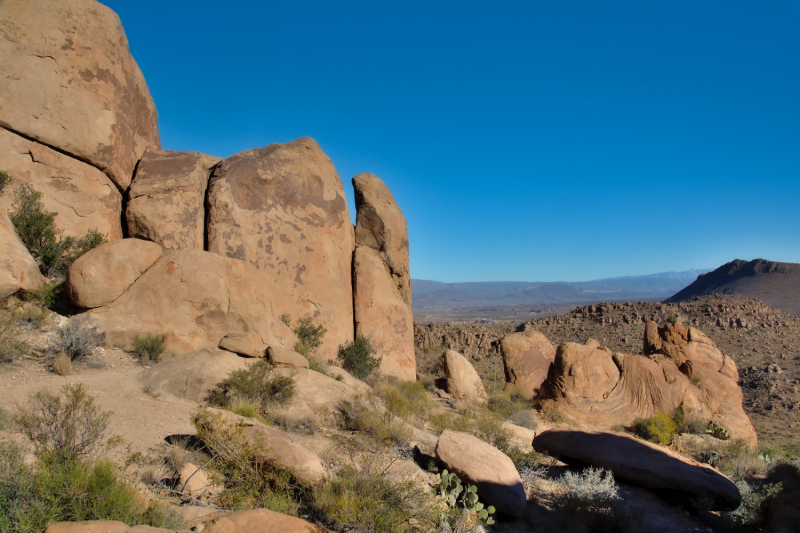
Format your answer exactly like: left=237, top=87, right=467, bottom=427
left=533, top=429, right=741, bottom=511
left=268, top=346, right=310, bottom=368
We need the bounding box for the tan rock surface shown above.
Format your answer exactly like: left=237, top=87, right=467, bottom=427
left=202, top=508, right=331, bottom=533
left=206, top=138, right=353, bottom=362
left=44, top=521, right=132, bottom=533
left=442, top=349, right=487, bottom=401
left=268, top=346, right=310, bottom=369
left=272, top=367, right=358, bottom=420
left=0, top=0, right=160, bottom=189
left=0, top=212, right=44, bottom=298
left=500, top=330, right=556, bottom=398
left=126, top=150, right=220, bottom=250
left=218, top=332, right=266, bottom=358
left=67, top=239, right=162, bottom=308
left=353, top=246, right=415, bottom=381
left=177, top=462, right=218, bottom=498
left=0, top=129, right=123, bottom=241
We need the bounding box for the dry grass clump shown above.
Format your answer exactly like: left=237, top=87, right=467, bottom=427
left=376, top=379, right=431, bottom=423
left=556, top=467, right=620, bottom=512
left=52, top=351, right=72, bottom=375
left=428, top=406, right=512, bottom=452
left=132, top=333, right=166, bottom=364
left=338, top=395, right=412, bottom=447
left=0, top=309, right=26, bottom=363
left=51, top=316, right=105, bottom=361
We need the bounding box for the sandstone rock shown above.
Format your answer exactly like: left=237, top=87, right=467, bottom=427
left=218, top=332, right=266, bottom=358
left=533, top=429, right=742, bottom=511
left=352, top=173, right=411, bottom=305
left=268, top=346, right=309, bottom=369
left=441, top=350, right=487, bottom=401
left=353, top=246, right=415, bottom=381
left=86, top=250, right=297, bottom=355
left=0, top=129, right=123, bottom=241
left=271, top=367, right=358, bottom=420
left=435, top=430, right=526, bottom=518
left=178, top=462, right=217, bottom=498
left=500, top=330, right=556, bottom=398
left=67, top=239, right=162, bottom=308
left=202, top=508, right=332, bottom=533
left=0, top=213, right=44, bottom=298
left=206, top=138, right=354, bottom=362
left=318, top=364, right=371, bottom=394
left=196, top=408, right=328, bottom=485
left=385, top=460, right=436, bottom=492
left=0, top=0, right=160, bottom=189
left=126, top=150, right=220, bottom=250
left=44, top=522, right=131, bottom=533
left=545, top=340, right=620, bottom=402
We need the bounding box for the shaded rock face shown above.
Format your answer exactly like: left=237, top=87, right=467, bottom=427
left=442, top=350, right=487, bottom=401
left=533, top=429, right=742, bottom=512
left=500, top=330, right=556, bottom=399
left=0, top=0, right=160, bottom=190
left=0, top=128, right=123, bottom=241
left=353, top=246, right=415, bottom=381
left=0, top=213, right=44, bottom=298
left=206, top=138, right=354, bottom=361
left=126, top=150, right=220, bottom=250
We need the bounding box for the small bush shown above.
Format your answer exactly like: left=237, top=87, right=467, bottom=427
left=293, top=316, right=326, bottom=356
left=487, top=388, right=530, bottom=419
left=20, top=281, right=63, bottom=309
left=0, top=169, right=13, bottom=195
left=630, top=410, right=678, bottom=446
left=666, top=314, right=678, bottom=325
left=132, top=333, right=166, bottom=364
left=206, top=359, right=296, bottom=415
left=557, top=467, right=620, bottom=512
left=339, top=396, right=412, bottom=446
left=508, top=409, right=538, bottom=430
left=508, top=449, right=547, bottom=498
left=0, top=310, right=25, bottom=363
left=724, top=480, right=783, bottom=526
left=52, top=316, right=105, bottom=360
left=377, top=379, right=429, bottom=422
left=428, top=408, right=512, bottom=452
left=52, top=351, right=72, bottom=376
left=337, top=335, right=381, bottom=380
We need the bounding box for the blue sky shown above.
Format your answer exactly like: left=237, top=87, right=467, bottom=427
left=104, top=1, right=800, bottom=283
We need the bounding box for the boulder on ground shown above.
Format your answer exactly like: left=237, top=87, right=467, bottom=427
left=0, top=213, right=44, bottom=298
left=441, top=350, right=487, bottom=401
left=533, top=429, right=741, bottom=511
left=206, top=138, right=354, bottom=362
left=202, top=508, right=332, bottom=533
left=0, top=0, right=160, bottom=189
left=67, top=239, right=162, bottom=308
left=353, top=246, right=415, bottom=381
left=178, top=462, right=219, bottom=498
left=196, top=408, right=328, bottom=485
left=268, top=346, right=310, bottom=369
left=126, top=150, right=220, bottom=250
left=218, top=332, right=266, bottom=358
left=435, top=430, right=526, bottom=518
left=500, top=330, right=556, bottom=398
left=85, top=250, right=297, bottom=355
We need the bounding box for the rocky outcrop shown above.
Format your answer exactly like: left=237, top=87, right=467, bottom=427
left=533, top=429, right=741, bottom=511
left=126, top=150, right=220, bottom=250
left=178, top=462, right=219, bottom=498
left=272, top=367, right=359, bottom=420
left=0, top=213, right=44, bottom=298
left=85, top=250, right=297, bottom=355
left=442, top=350, right=487, bottom=401
left=500, top=330, right=556, bottom=398
left=0, top=0, right=160, bottom=190
left=435, top=430, right=526, bottom=518
left=268, top=346, right=310, bottom=369
left=206, top=138, right=354, bottom=362
left=202, top=509, right=332, bottom=533
left=0, top=129, right=123, bottom=241
left=218, top=332, right=266, bottom=358
left=67, top=239, right=162, bottom=308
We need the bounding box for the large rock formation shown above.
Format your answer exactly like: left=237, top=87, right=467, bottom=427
left=126, top=150, right=220, bottom=250
left=0, top=0, right=160, bottom=190
left=0, top=213, right=44, bottom=298
left=352, top=173, right=415, bottom=380
left=206, top=138, right=354, bottom=361
left=500, top=330, right=556, bottom=398
left=442, top=349, right=487, bottom=401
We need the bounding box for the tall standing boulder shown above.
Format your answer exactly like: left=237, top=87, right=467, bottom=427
left=0, top=213, right=44, bottom=298
left=206, top=138, right=354, bottom=361
left=500, top=330, right=556, bottom=398
left=442, top=350, right=487, bottom=401
left=126, top=150, right=220, bottom=250
left=352, top=173, right=415, bottom=381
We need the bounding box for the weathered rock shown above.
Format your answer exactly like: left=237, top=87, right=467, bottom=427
left=353, top=246, right=415, bottom=381
left=196, top=408, right=328, bottom=485
left=318, top=364, right=371, bottom=394
left=44, top=522, right=135, bottom=533
left=352, top=173, right=411, bottom=305
left=206, top=138, right=353, bottom=362
left=441, top=350, right=487, bottom=401
left=268, top=346, right=309, bottom=369
left=67, top=239, right=162, bottom=308
left=178, top=462, right=218, bottom=498
left=385, top=460, right=436, bottom=493
left=533, top=429, right=742, bottom=511
left=0, top=129, right=123, bottom=241
left=86, top=250, right=297, bottom=355
left=435, top=430, right=526, bottom=518
left=218, top=332, right=266, bottom=358
left=0, top=0, right=160, bottom=189
left=544, top=339, right=621, bottom=402
left=202, top=508, right=332, bottom=533
left=271, top=367, right=358, bottom=420
left=500, top=330, right=556, bottom=398
left=0, top=213, right=44, bottom=298
left=126, top=150, right=220, bottom=250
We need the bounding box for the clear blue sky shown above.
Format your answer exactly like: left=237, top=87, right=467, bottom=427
left=104, top=0, right=800, bottom=283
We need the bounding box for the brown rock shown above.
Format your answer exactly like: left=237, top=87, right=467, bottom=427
left=271, top=367, right=359, bottom=420
left=0, top=0, right=160, bottom=189
left=44, top=522, right=130, bottom=533
left=353, top=246, right=415, bottom=380
left=763, top=491, right=800, bottom=533
left=500, top=330, right=556, bottom=398
left=178, top=462, right=216, bottom=498
left=533, top=429, right=741, bottom=511
left=436, top=430, right=526, bottom=518
left=0, top=213, right=44, bottom=298
left=67, top=239, right=162, bottom=308
left=218, top=332, right=266, bottom=358
left=442, top=350, right=487, bottom=401
left=547, top=340, right=620, bottom=402
left=126, top=150, right=220, bottom=250
left=202, top=508, right=332, bottom=533
left=268, top=346, right=310, bottom=369
left=206, top=138, right=353, bottom=362
left=0, top=129, right=123, bottom=241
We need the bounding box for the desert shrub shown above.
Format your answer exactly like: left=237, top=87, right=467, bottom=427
left=20, top=281, right=63, bottom=309
left=279, top=313, right=291, bottom=326
left=14, top=303, right=48, bottom=329
left=338, top=396, right=412, bottom=446
left=132, top=332, right=166, bottom=364
left=428, top=408, right=512, bottom=452
left=556, top=467, right=620, bottom=512
left=508, top=409, right=538, bottom=430
left=630, top=410, right=678, bottom=446
left=724, top=480, right=783, bottom=526
left=227, top=397, right=267, bottom=424
left=337, top=335, right=381, bottom=380
left=540, top=403, right=564, bottom=423
left=666, top=314, right=678, bottom=325
left=14, top=384, right=113, bottom=461
left=377, top=379, right=429, bottom=422
left=487, top=387, right=530, bottom=419
left=52, top=351, right=72, bottom=376
left=508, top=449, right=547, bottom=498
left=714, top=440, right=767, bottom=478
left=51, top=316, right=105, bottom=360
left=0, top=169, right=13, bottom=195
left=293, top=316, right=326, bottom=356
left=0, top=310, right=25, bottom=363
left=206, top=359, right=295, bottom=415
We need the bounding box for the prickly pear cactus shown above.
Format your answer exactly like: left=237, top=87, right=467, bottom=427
left=436, top=473, right=496, bottom=525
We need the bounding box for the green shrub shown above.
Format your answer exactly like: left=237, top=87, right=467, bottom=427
left=20, top=280, right=63, bottom=309
left=337, top=335, right=381, bottom=380
left=630, top=410, right=678, bottom=446
left=427, top=408, right=512, bottom=452
left=377, top=379, right=429, bottom=422
left=292, top=316, right=326, bottom=356
left=51, top=316, right=105, bottom=360
left=0, top=169, right=13, bottom=195
left=132, top=333, right=167, bottom=364
left=338, top=396, right=412, bottom=446
left=666, top=314, right=678, bottom=325
left=206, top=359, right=296, bottom=415
left=724, top=480, right=783, bottom=526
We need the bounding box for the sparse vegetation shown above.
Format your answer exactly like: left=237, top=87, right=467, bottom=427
left=292, top=315, right=326, bottom=356
left=0, top=309, right=25, bottom=363
left=428, top=407, right=512, bottom=452
left=338, top=395, right=412, bottom=446
left=52, top=351, right=72, bottom=375
left=666, top=313, right=678, bottom=325
left=376, top=379, right=429, bottom=422
left=630, top=408, right=723, bottom=447
left=556, top=467, right=620, bottom=512
left=724, top=480, right=783, bottom=526
left=132, top=332, right=167, bottom=364
left=337, top=335, right=382, bottom=380
left=0, top=169, right=13, bottom=195
left=206, top=359, right=296, bottom=416
left=51, top=315, right=105, bottom=360
left=20, top=280, right=63, bottom=309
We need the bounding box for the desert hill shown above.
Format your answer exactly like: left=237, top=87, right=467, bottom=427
left=665, top=259, right=800, bottom=315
